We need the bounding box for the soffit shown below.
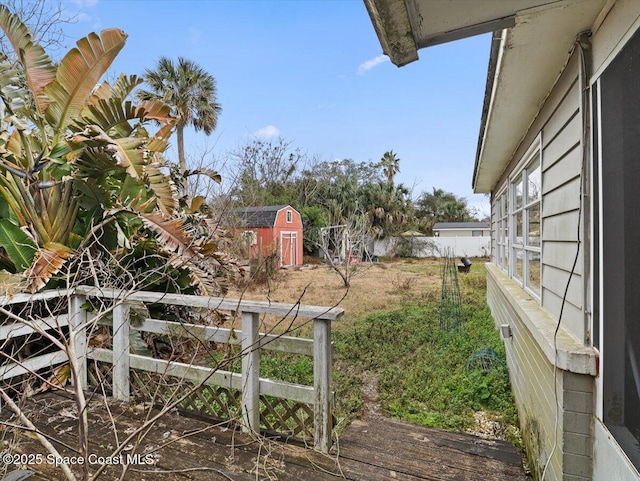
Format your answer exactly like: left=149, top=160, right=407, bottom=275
left=473, top=0, right=606, bottom=192
left=364, top=0, right=566, bottom=66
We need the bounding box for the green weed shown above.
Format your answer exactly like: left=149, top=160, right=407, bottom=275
left=331, top=263, right=519, bottom=440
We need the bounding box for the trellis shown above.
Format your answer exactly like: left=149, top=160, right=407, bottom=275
left=439, top=248, right=465, bottom=332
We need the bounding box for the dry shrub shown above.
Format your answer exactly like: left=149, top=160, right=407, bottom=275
left=391, top=273, right=417, bottom=292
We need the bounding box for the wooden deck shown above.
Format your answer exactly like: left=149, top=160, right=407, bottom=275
left=1, top=392, right=528, bottom=480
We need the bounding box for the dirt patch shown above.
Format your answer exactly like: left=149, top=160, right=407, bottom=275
left=226, top=259, right=442, bottom=331
left=361, top=372, right=382, bottom=418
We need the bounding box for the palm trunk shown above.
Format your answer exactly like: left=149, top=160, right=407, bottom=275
left=177, top=124, right=186, bottom=174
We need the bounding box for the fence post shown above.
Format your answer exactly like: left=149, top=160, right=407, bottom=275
left=69, top=295, right=87, bottom=389
left=241, top=311, right=260, bottom=433
left=112, top=302, right=130, bottom=402
left=314, top=318, right=332, bottom=453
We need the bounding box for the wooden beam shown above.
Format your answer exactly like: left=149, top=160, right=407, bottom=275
left=241, top=312, right=260, bottom=434
left=0, top=315, right=69, bottom=341
left=0, top=350, right=68, bottom=381
left=112, top=302, right=130, bottom=401
left=75, top=286, right=344, bottom=321
left=69, top=295, right=87, bottom=389
left=135, top=318, right=314, bottom=355
left=313, top=318, right=332, bottom=453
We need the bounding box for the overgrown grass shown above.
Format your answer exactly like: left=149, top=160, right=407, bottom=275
left=330, top=264, right=520, bottom=444
left=215, top=262, right=519, bottom=445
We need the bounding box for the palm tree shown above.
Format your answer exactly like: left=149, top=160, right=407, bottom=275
left=0, top=7, right=236, bottom=296
left=379, top=150, right=400, bottom=185
left=138, top=56, right=222, bottom=174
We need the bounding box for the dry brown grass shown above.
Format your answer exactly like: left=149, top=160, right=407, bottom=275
left=226, top=258, right=444, bottom=332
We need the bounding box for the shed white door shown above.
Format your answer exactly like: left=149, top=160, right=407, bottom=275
left=280, top=232, right=298, bottom=267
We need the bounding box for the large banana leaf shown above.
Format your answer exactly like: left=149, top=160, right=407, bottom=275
left=138, top=212, right=200, bottom=260
left=147, top=123, right=175, bottom=153
left=166, top=254, right=217, bottom=295
left=0, top=5, right=56, bottom=115
left=0, top=59, right=28, bottom=115
left=0, top=219, right=37, bottom=270
left=25, top=242, right=74, bottom=292
left=112, top=137, right=147, bottom=179
left=88, top=74, right=144, bottom=105
left=145, top=162, right=178, bottom=215
left=44, top=29, right=127, bottom=138
left=77, top=98, right=138, bottom=138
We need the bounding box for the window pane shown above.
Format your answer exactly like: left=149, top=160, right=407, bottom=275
left=527, top=251, right=541, bottom=294
left=527, top=159, right=542, bottom=202
left=514, top=249, right=523, bottom=281
left=515, top=212, right=523, bottom=245
left=528, top=203, right=541, bottom=247
left=514, top=179, right=523, bottom=209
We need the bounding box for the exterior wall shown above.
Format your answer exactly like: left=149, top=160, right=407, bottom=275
left=373, top=236, right=490, bottom=258
left=433, top=228, right=490, bottom=237
left=491, top=49, right=585, bottom=342
left=487, top=265, right=594, bottom=481
left=254, top=227, right=277, bottom=259
left=593, top=420, right=640, bottom=481
left=484, top=4, right=640, bottom=480
left=488, top=47, right=596, bottom=481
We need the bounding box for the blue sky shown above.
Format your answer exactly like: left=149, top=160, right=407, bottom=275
left=61, top=0, right=491, bottom=216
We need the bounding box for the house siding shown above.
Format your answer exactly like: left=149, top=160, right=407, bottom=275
left=488, top=48, right=596, bottom=481
left=487, top=266, right=594, bottom=481
left=491, top=50, right=585, bottom=342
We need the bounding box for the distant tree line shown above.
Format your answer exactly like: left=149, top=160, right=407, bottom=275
left=211, top=138, right=482, bottom=254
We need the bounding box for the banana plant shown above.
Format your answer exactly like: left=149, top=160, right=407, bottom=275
left=0, top=5, right=237, bottom=295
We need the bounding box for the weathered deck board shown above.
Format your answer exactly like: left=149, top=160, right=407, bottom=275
left=1, top=393, right=528, bottom=480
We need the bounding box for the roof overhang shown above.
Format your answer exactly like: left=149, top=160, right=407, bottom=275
left=364, top=0, right=568, bottom=67
left=363, top=0, right=608, bottom=192
left=473, top=0, right=606, bottom=192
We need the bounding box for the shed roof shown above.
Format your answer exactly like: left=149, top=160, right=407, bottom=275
left=433, top=222, right=490, bottom=230
left=233, top=205, right=292, bottom=228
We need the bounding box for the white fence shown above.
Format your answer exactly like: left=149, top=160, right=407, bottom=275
left=0, top=286, right=343, bottom=453
left=374, top=236, right=491, bottom=258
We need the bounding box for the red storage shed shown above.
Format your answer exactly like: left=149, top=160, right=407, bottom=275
left=234, top=205, right=303, bottom=267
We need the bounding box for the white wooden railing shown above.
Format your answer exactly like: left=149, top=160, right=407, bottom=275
left=0, top=286, right=343, bottom=452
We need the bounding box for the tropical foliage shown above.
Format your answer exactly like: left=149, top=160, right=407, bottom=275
left=225, top=140, right=479, bottom=248
left=378, top=150, right=400, bottom=185
left=0, top=6, right=239, bottom=295
left=415, top=187, right=477, bottom=234
left=138, top=56, right=222, bottom=175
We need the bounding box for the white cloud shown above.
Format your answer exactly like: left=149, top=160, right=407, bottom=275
left=253, top=125, right=280, bottom=138
left=357, top=55, right=390, bottom=75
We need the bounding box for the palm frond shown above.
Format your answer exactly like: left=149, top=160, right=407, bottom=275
left=25, top=242, right=73, bottom=292
left=44, top=29, right=127, bottom=137
left=0, top=5, right=56, bottom=114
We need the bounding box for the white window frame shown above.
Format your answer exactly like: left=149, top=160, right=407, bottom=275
left=286, top=210, right=293, bottom=223
left=509, top=136, right=542, bottom=299
left=495, top=185, right=509, bottom=271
